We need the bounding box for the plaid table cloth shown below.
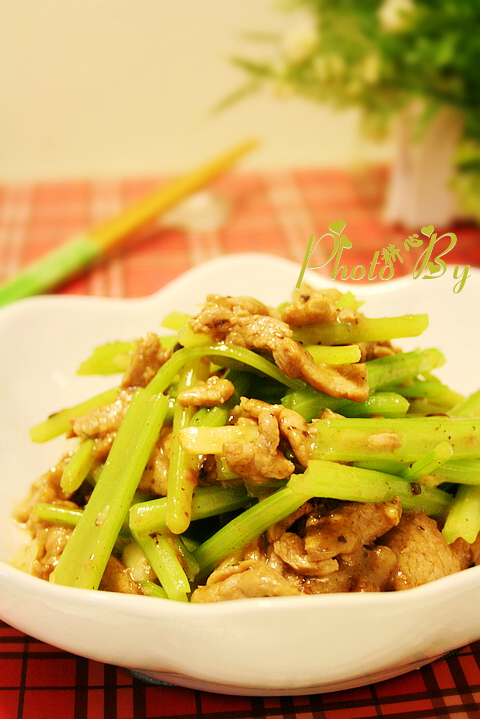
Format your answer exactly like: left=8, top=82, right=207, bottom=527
left=1, top=168, right=480, bottom=719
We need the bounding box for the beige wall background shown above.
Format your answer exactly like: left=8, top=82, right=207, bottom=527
left=0, top=0, right=392, bottom=181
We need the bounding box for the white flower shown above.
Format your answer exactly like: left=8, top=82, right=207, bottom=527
left=282, top=22, right=318, bottom=63
left=378, top=0, right=415, bottom=33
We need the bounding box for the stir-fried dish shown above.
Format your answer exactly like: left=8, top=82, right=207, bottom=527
left=12, top=285, right=480, bottom=602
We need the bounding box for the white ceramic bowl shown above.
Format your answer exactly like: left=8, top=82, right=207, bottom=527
left=0, top=253, right=479, bottom=696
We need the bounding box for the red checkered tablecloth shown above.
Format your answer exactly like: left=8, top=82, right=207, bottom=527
left=1, top=168, right=480, bottom=719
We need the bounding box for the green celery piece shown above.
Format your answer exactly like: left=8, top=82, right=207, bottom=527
left=354, top=458, right=406, bottom=474
left=432, top=459, right=480, bottom=485
left=334, top=291, right=363, bottom=310
left=193, top=486, right=311, bottom=577
left=140, top=581, right=168, bottom=599
left=292, top=314, right=429, bottom=345
left=282, top=348, right=444, bottom=421
left=146, top=343, right=305, bottom=396
left=441, top=388, right=480, bottom=543
left=161, top=311, right=192, bottom=330
left=366, top=349, right=445, bottom=390
left=443, top=484, right=480, bottom=544
left=29, top=387, right=118, bottom=443
left=450, top=388, right=480, bottom=417
left=33, top=503, right=84, bottom=526
left=400, top=441, right=453, bottom=481
left=61, top=438, right=95, bottom=493
left=288, top=460, right=452, bottom=518
left=407, top=399, right=459, bottom=416
left=166, top=358, right=210, bottom=535
left=190, top=370, right=251, bottom=428
left=33, top=503, right=130, bottom=536
left=129, top=485, right=251, bottom=534
left=356, top=457, right=480, bottom=486
left=305, top=344, right=361, bottom=365
left=338, top=392, right=409, bottom=418
left=312, top=417, right=480, bottom=464
left=169, top=534, right=200, bottom=582
left=76, top=340, right=136, bottom=375
left=383, top=377, right=463, bottom=403
left=50, top=390, right=169, bottom=590
left=190, top=405, right=230, bottom=428
left=282, top=390, right=409, bottom=422
left=132, top=529, right=190, bottom=602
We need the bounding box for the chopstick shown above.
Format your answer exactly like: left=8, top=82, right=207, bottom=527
left=0, top=139, right=257, bottom=308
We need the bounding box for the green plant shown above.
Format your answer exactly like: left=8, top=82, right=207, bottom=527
left=226, top=0, right=480, bottom=212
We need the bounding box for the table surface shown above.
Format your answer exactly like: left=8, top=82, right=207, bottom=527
left=1, top=167, right=480, bottom=719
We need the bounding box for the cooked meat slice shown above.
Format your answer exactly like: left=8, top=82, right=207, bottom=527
left=281, top=285, right=343, bottom=326
left=303, top=544, right=397, bottom=593
left=177, top=376, right=235, bottom=407
left=121, top=332, right=171, bottom=389
left=273, top=532, right=339, bottom=576
left=70, top=389, right=133, bottom=440
left=338, top=307, right=363, bottom=323
left=266, top=502, right=313, bottom=542
left=190, top=294, right=369, bottom=402
left=275, top=406, right=313, bottom=467
left=357, top=341, right=400, bottom=361
left=451, top=533, right=480, bottom=568
left=205, top=294, right=275, bottom=317
left=223, top=407, right=295, bottom=485
left=13, top=458, right=75, bottom=529
left=190, top=294, right=276, bottom=342
left=28, top=524, right=73, bottom=580
left=227, top=314, right=293, bottom=350
left=100, top=555, right=143, bottom=594
left=236, top=398, right=313, bottom=467
left=347, top=545, right=398, bottom=592
left=381, top=511, right=462, bottom=590
left=304, top=499, right=402, bottom=561
left=271, top=338, right=368, bottom=401
left=92, top=434, right=115, bottom=463
left=191, top=560, right=301, bottom=602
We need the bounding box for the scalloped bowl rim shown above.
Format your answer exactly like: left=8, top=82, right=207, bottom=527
left=0, top=252, right=479, bottom=695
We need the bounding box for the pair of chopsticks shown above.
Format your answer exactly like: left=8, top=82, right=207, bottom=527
left=0, top=139, right=257, bottom=308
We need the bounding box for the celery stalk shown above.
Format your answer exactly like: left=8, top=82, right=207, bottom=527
left=61, top=438, right=95, bottom=493
left=76, top=340, right=136, bottom=375
left=432, top=459, right=480, bottom=485
left=450, top=388, right=480, bottom=418
left=442, top=484, right=480, bottom=544
left=29, top=387, right=118, bottom=443
left=132, top=529, right=190, bottom=601
left=193, top=486, right=311, bottom=576
left=400, top=441, right=454, bottom=481
left=282, top=348, right=444, bottom=420
left=33, top=503, right=84, bottom=526
left=145, top=343, right=305, bottom=397
left=312, top=417, right=480, bottom=463
left=366, top=349, right=445, bottom=390
left=288, top=460, right=452, bottom=518
left=129, top=485, right=251, bottom=534
left=292, top=314, right=429, bottom=345
left=50, top=390, right=168, bottom=590
left=166, top=358, right=210, bottom=535
left=33, top=503, right=130, bottom=536
left=140, top=580, right=168, bottom=599
left=305, top=344, right=361, bottom=365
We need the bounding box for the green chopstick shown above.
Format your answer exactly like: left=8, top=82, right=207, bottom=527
left=0, top=139, right=257, bottom=308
